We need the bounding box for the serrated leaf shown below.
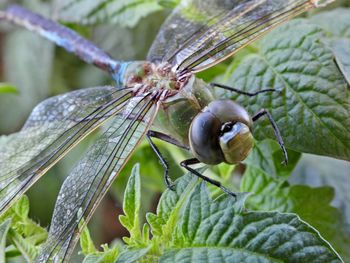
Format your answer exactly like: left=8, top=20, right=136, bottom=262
left=55, top=0, right=163, bottom=27
left=8, top=229, right=38, bottom=262
left=79, top=225, right=97, bottom=255
left=241, top=141, right=350, bottom=261
left=0, top=219, right=11, bottom=263
left=146, top=174, right=197, bottom=237
left=13, top=195, right=30, bottom=219
left=220, top=19, right=350, bottom=160
left=119, top=164, right=142, bottom=245
left=1, top=196, right=47, bottom=241
left=167, top=182, right=341, bottom=262
left=0, top=196, right=47, bottom=262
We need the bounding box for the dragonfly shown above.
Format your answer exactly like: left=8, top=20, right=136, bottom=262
left=0, top=0, right=333, bottom=262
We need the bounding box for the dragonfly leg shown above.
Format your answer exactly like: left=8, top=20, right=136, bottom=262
left=252, top=109, right=288, bottom=165
left=210, top=83, right=276, bottom=96
left=180, top=158, right=237, bottom=198
left=146, top=130, right=189, bottom=190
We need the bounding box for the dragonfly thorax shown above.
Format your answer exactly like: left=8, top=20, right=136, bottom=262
left=123, top=61, right=184, bottom=91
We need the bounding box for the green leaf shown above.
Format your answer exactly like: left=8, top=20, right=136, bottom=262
left=310, top=9, right=350, bottom=87
left=291, top=154, right=350, bottom=260
left=0, top=196, right=48, bottom=262
left=157, top=0, right=180, bottom=9
left=0, top=219, right=11, bottom=263
left=116, top=247, right=151, bottom=263
left=0, top=83, right=17, bottom=95
left=80, top=225, right=98, bottom=255
left=241, top=141, right=350, bottom=261
left=244, top=139, right=301, bottom=179
left=55, top=0, right=163, bottom=27
left=292, top=154, right=350, bottom=224
left=8, top=229, right=38, bottom=262
left=1, top=196, right=47, bottom=242
left=119, top=164, right=142, bottom=246
left=310, top=8, right=350, bottom=40
left=82, top=245, right=119, bottom=263
left=162, top=182, right=341, bottom=262
left=332, top=39, right=350, bottom=86
left=220, top=19, right=350, bottom=160
left=146, top=174, right=197, bottom=238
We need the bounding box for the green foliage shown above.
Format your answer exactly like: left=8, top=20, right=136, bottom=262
left=0, top=1, right=349, bottom=263
left=0, top=83, right=17, bottom=94
left=242, top=140, right=350, bottom=260
left=80, top=165, right=342, bottom=262
left=55, top=0, right=164, bottom=27
left=0, top=196, right=47, bottom=262
left=310, top=9, right=350, bottom=86
left=219, top=16, right=350, bottom=161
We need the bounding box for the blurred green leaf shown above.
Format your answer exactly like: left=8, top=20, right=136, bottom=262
left=291, top=154, right=350, bottom=232
left=220, top=19, right=350, bottom=161
left=0, top=219, right=11, bottom=263
left=55, top=0, right=163, bottom=27
left=80, top=224, right=98, bottom=255
left=332, top=39, right=350, bottom=86
left=157, top=0, right=180, bottom=9
left=310, top=9, right=350, bottom=87
left=244, top=139, right=301, bottom=179
left=0, top=83, right=17, bottom=95
left=0, top=196, right=47, bottom=262
left=310, top=8, right=350, bottom=39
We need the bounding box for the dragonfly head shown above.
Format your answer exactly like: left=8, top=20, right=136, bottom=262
left=189, top=100, right=254, bottom=165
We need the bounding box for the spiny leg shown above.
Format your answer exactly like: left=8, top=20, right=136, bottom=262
left=252, top=109, right=288, bottom=165
left=180, top=158, right=237, bottom=198
left=146, top=130, right=189, bottom=190
left=210, top=83, right=276, bottom=96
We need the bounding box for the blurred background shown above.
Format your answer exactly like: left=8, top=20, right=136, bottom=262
left=0, top=0, right=349, bottom=262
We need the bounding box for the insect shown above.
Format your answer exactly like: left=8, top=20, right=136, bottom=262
left=0, top=0, right=333, bottom=261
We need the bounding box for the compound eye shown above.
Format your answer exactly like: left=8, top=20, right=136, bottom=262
left=219, top=122, right=254, bottom=164
left=189, top=111, right=225, bottom=165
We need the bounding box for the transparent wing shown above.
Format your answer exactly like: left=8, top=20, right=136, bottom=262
left=148, top=0, right=328, bottom=75
left=36, top=91, right=160, bottom=262
left=0, top=86, right=132, bottom=214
